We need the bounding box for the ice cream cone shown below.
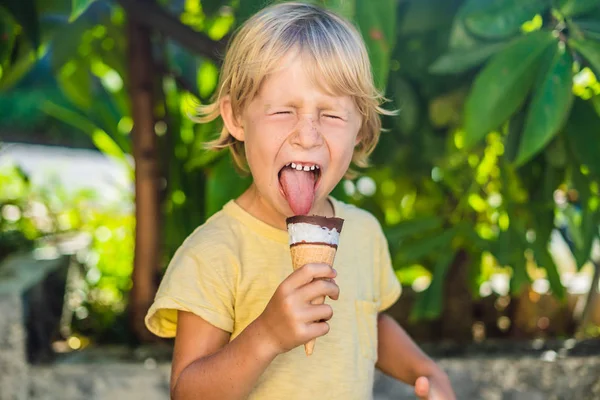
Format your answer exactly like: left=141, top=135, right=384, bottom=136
left=286, top=215, right=344, bottom=356
left=290, top=243, right=338, bottom=355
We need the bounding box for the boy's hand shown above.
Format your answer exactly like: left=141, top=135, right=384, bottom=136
left=255, top=263, right=339, bottom=356
left=414, top=375, right=456, bottom=400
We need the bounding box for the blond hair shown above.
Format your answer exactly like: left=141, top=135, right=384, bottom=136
left=197, top=1, right=394, bottom=172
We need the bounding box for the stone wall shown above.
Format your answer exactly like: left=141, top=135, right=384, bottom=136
left=23, top=353, right=600, bottom=400
left=375, top=356, right=600, bottom=400
left=0, top=253, right=69, bottom=400
left=0, top=292, right=27, bottom=400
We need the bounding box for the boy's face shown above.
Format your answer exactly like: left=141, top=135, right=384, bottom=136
left=223, top=51, right=362, bottom=224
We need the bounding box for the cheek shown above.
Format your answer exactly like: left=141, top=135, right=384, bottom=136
left=330, top=129, right=359, bottom=162
left=243, top=127, right=284, bottom=177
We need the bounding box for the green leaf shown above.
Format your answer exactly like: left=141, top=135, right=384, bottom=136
left=525, top=163, right=565, bottom=299
left=385, top=216, right=444, bottom=244
left=493, top=228, right=514, bottom=266
left=516, top=43, right=574, bottom=166
left=355, top=0, right=397, bottom=90
left=50, top=17, right=91, bottom=72
left=205, top=156, right=251, bottom=217
left=1, top=0, right=40, bottom=49
left=411, top=251, right=454, bottom=320
left=91, top=128, right=129, bottom=162
left=186, top=149, right=223, bottom=171
left=575, top=209, right=600, bottom=268
left=429, top=42, right=506, bottom=75
left=197, top=60, right=219, bottom=99
left=70, top=0, right=96, bottom=21
left=569, top=159, right=600, bottom=269
left=391, top=76, right=420, bottom=134
left=321, top=0, right=355, bottom=20
left=464, top=0, right=548, bottom=40
left=186, top=121, right=225, bottom=171
left=448, top=18, right=479, bottom=50
left=492, top=224, right=530, bottom=295
left=57, top=59, right=93, bottom=109
left=0, top=39, right=39, bottom=90
left=593, top=95, right=600, bottom=118
left=429, top=88, right=467, bottom=128
left=235, top=0, right=267, bottom=26
left=564, top=205, right=585, bottom=250
left=0, top=8, right=18, bottom=66
left=41, top=101, right=129, bottom=166
left=557, top=0, right=600, bottom=17
left=202, top=0, right=225, bottom=16
left=0, top=14, right=88, bottom=90
left=396, top=226, right=457, bottom=265
left=504, top=108, right=526, bottom=162
left=573, top=17, right=600, bottom=40
left=398, top=0, right=457, bottom=35
left=544, top=136, right=568, bottom=168
left=41, top=100, right=98, bottom=134
left=450, top=0, right=491, bottom=50
left=569, top=37, right=600, bottom=78
left=565, top=99, right=600, bottom=178
left=464, top=31, right=555, bottom=148
left=510, top=253, right=530, bottom=295
left=533, top=245, right=566, bottom=300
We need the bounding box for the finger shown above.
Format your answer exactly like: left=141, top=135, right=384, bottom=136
left=297, top=278, right=340, bottom=302
left=287, top=263, right=337, bottom=288
left=304, top=320, right=330, bottom=340
left=414, top=376, right=430, bottom=399
left=302, top=304, right=334, bottom=323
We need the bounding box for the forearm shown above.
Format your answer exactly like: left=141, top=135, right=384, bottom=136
left=173, top=321, right=277, bottom=400
left=375, top=313, right=445, bottom=385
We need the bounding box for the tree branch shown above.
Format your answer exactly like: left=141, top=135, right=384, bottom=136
left=116, top=0, right=227, bottom=64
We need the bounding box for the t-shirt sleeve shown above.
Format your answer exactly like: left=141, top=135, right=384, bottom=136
left=145, top=245, right=235, bottom=338
left=375, top=222, right=402, bottom=312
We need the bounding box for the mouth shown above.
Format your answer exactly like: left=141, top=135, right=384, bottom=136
left=278, top=161, right=323, bottom=215
left=278, top=162, right=322, bottom=188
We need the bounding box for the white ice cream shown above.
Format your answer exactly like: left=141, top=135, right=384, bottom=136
left=287, top=222, right=341, bottom=246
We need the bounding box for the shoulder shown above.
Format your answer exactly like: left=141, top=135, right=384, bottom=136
left=178, top=204, right=245, bottom=261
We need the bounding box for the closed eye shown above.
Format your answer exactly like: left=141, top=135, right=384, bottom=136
left=324, top=114, right=343, bottom=120
left=274, top=111, right=292, bottom=115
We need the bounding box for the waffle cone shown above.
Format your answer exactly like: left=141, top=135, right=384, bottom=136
left=290, top=243, right=338, bottom=356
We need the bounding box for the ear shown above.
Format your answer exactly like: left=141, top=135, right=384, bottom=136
left=220, top=95, right=245, bottom=141
left=354, top=129, right=362, bottom=146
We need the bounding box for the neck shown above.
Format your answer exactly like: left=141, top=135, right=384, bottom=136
left=235, top=184, right=334, bottom=230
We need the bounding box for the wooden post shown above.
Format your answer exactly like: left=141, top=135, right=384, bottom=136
left=126, top=17, right=161, bottom=342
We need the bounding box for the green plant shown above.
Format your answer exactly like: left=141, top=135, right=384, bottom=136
left=1, top=0, right=599, bottom=341
left=0, top=161, right=135, bottom=342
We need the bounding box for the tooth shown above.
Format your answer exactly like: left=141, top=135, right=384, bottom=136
left=310, top=166, right=315, bottom=170
left=303, top=166, right=310, bottom=171
left=295, top=164, right=303, bottom=171
left=315, top=165, right=320, bottom=169
left=291, top=163, right=296, bottom=168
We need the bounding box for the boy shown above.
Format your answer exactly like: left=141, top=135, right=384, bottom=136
left=145, top=2, right=455, bottom=399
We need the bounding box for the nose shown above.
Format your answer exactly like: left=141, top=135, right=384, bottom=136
left=290, top=114, right=324, bottom=149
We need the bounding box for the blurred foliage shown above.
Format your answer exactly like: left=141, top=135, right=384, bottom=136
left=1, top=0, right=600, bottom=341
left=0, top=164, right=36, bottom=261
left=0, top=161, right=135, bottom=342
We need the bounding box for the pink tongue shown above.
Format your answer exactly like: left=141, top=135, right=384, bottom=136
left=279, top=167, right=316, bottom=215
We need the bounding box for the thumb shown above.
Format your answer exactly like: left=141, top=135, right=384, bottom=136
left=414, top=376, right=430, bottom=399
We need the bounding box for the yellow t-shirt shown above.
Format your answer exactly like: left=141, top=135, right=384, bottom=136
left=145, top=197, right=401, bottom=399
